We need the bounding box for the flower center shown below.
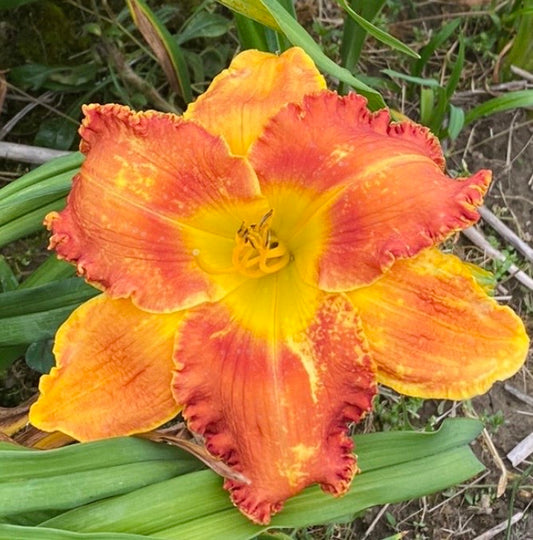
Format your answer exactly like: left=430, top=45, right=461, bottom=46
left=232, top=210, right=290, bottom=278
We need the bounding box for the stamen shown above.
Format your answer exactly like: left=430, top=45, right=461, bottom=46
left=232, top=210, right=291, bottom=278
left=193, top=210, right=291, bottom=278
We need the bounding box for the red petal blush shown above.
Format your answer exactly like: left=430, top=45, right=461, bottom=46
left=173, top=294, right=376, bottom=524
left=47, top=104, right=266, bottom=313
left=249, top=91, right=491, bottom=291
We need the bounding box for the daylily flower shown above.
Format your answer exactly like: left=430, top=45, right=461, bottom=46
left=29, top=47, right=529, bottom=524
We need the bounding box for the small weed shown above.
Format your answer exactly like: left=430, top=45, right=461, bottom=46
left=372, top=394, right=426, bottom=432
left=479, top=409, right=505, bottom=434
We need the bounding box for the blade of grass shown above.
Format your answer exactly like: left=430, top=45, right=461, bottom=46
left=428, top=35, right=465, bottom=135
left=382, top=69, right=440, bottom=88
left=339, top=0, right=386, bottom=94
left=412, top=18, right=461, bottom=77
left=464, top=89, right=533, bottom=125
left=337, top=0, right=419, bottom=59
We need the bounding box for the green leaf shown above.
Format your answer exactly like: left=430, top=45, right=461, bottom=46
left=0, top=256, right=75, bottom=368
left=127, top=0, right=192, bottom=103
left=0, top=152, right=82, bottom=203
left=216, top=0, right=278, bottom=29
left=0, top=525, right=149, bottom=540
left=8, top=65, right=65, bottom=91
left=0, top=278, right=97, bottom=319
left=382, top=69, right=441, bottom=88
left=257, top=0, right=385, bottom=110
left=0, top=0, right=39, bottom=9
left=0, top=257, right=18, bottom=293
left=0, top=278, right=98, bottom=346
left=339, top=0, right=386, bottom=93
left=0, top=170, right=73, bottom=227
left=8, top=64, right=98, bottom=92
left=34, top=118, right=78, bottom=151
left=354, top=418, right=482, bottom=471
left=420, top=87, right=435, bottom=126
left=412, top=18, right=461, bottom=77
left=177, top=12, right=231, bottom=44
left=31, top=419, right=483, bottom=537
left=0, top=305, right=79, bottom=346
left=234, top=13, right=271, bottom=51
left=0, top=345, right=24, bottom=371
left=464, top=89, right=533, bottom=125
left=0, top=197, right=66, bottom=249
left=427, top=35, right=465, bottom=136
left=445, top=36, right=465, bottom=100
left=0, top=461, right=197, bottom=514
left=0, top=436, right=197, bottom=480
left=447, top=104, right=465, bottom=140
left=25, top=339, right=55, bottom=374
left=272, top=0, right=296, bottom=52
left=18, top=256, right=75, bottom=290
left=337, top=0, right=419, bottom=59
left=218, top=0, right=385, bottom=108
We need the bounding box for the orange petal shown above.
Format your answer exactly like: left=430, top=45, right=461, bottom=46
left=48, top=104, right=266, bottom=312
left=249, top=91, right=491, bottom=291
left=184, top=47, right=326, bottom=155
left=348, top=248, right=529, bottom=400
left=173, top=283, right=376, bottom=524
left=29, top=295, right=182, bottom=441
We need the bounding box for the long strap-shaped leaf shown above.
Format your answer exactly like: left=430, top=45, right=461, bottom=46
left=0, top=419, right=483, bottom=537
left=217, top=0, right=385, bottom=110
left=258, top=0, right=385, bottom=109
left=0, top=525, right=149, bottom=540
left=0, top=279, right=98, bottom=346
left=0, top=153, right=82, bottom=248
left=127, top=0, right=192, bottom=104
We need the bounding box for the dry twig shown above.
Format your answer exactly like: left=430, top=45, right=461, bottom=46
left=0, top=142, right=72, bottom=164
left=462, top=227, right=533, bottom=291
left=479, top=206, right=533, bottom=264
left=504, top=383, right=533, bottom=407
left=507, top=432, right=533, bottom=468
left=473, top=512, right=523, bottom=540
